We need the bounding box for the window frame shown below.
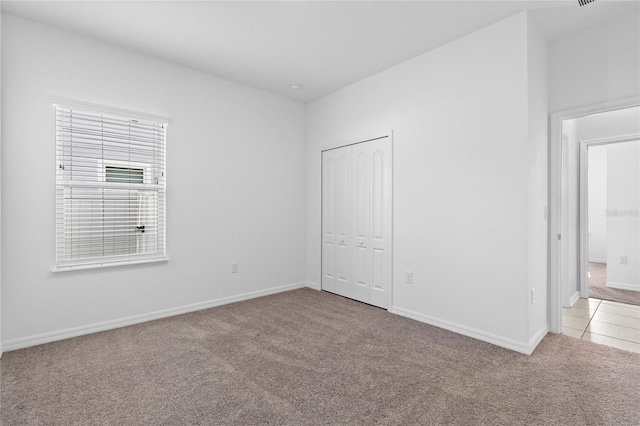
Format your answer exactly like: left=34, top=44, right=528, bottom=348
left=52, top=98, right=169, bottom=272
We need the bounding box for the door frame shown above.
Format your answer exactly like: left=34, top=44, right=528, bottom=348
left=549, top=97, right=640, bottom=333
left=578, top=134, right=640, bottom=298
left=320, top=130, right=394, bottom=310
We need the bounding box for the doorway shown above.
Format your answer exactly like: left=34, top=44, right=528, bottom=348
left=581, top=137, right=640, bottom=306
left=321, top=135, right=392, bottom=309
left=550, top=98, right=640, bottom=336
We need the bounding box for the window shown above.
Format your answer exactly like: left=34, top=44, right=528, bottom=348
left=105, top=166, right=144, bottom=184
left=55, top=102, right=167, bottom=270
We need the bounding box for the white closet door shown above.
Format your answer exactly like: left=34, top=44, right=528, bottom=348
left=369, top=138, right=392, bottom=309
left=321, top=149, right=337, bottom=293
left=334, top=146, right=352, bottom=298
left=351, top=142, right=371, bottom=304
left=322, top=137, right=392, bottom=309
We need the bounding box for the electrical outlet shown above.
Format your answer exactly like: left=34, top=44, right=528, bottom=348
left=619, top=256, right=628, bottom=265
left=531, top=288, right=536, bottom=304
left=231, top=262, right=239, bottom=274
left=405, top=271, right=413, bottom=284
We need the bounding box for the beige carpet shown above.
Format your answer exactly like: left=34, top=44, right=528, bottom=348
left=589, top=262, right=640, bottom=306
left=2, top=288, right=639, bottom=425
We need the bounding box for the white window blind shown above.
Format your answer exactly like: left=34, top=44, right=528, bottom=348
left=55, top=104, right=167, bottom=270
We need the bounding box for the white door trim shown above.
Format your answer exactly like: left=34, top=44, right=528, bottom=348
left=549, top=97, right=640, bottom=334
left=320, top=131, right=393, bottom=310
left=578, top=134, right=640, bottom=298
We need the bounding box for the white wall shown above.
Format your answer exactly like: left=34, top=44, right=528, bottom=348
left=549, top=14, right=640, bottom=113
left=306, top=13, right=546, bottom=353
left=526, top=16, right=548, bottom=342
left=588, top=145, right=607, bottom=263
left=1, top=14, right=307, bottom=347
left=607, top=141, right=639, bottom=290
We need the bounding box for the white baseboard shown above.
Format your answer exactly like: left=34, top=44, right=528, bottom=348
left=569, top=291, right=581, bottom=307
left=528, top=324, right=549, bottom=353
left=389, top=306, right=547, bottom=355
left=588, top=258, right=606, bottom=264
left=606, top=281, right=640, bottom=292
left=2, top=282, right=309, bottom=353
left=306, top=281, right=321, bottom=291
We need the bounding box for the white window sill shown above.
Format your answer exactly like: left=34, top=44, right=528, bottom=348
left=52, top=257, right=169, bottom=273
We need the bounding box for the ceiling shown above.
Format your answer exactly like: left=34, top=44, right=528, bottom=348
left=2, top=1, right=639, bottom=102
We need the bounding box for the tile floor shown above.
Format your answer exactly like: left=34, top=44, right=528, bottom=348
left=562, top=298, right=640, bottom=353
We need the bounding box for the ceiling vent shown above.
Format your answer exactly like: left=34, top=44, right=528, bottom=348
left=578, top=0, right=596, bottom=6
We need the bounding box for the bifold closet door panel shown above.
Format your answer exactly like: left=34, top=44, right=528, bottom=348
left=321, top=149, right=337, bottom=293
left=334, top=146, right=352, bottom=298
left=351, top=142, right=371, bottom=304
left=369, top=138, right=392, bottom=309
left=322, top=137, right=391, bottom=307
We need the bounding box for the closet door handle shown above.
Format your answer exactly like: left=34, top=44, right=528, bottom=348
left=340, top=239, right=345, bottom=244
